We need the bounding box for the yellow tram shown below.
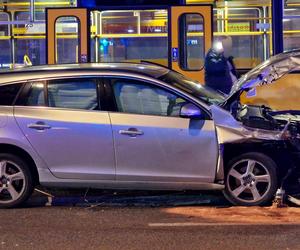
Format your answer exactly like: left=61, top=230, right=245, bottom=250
left=1, top=0, right=299, bottom=68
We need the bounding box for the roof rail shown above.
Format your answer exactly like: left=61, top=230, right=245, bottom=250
left=140, top=60, right=171, bottom=70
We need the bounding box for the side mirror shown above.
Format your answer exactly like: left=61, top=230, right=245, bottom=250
left=180, top=103, right=203, bottom=119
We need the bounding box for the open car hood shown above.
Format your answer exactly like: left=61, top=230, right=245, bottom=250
left=225, top=49, right=300, bottom=105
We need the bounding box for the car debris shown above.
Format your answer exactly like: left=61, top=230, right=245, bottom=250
left=28, top=188, right=220, bottom=208
left=34, top=188, right=54, bottom=206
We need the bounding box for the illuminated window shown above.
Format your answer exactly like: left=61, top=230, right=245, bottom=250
left=55, top=16, right=80, bottom=64
left=179, top=13, right=205, bottom=71
left=283, top=6, right=300, bottom=51
left=0, top=12, right=11, bottom=67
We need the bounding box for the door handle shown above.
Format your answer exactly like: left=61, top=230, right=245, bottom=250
left=119, top=128, right=144, bottom=137
left=28, top=122, right=51, bottom=131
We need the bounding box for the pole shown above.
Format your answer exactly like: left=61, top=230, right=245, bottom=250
left=272, top=0, right=284, bottom=55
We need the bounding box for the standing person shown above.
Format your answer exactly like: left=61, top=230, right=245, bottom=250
left=204, top=36, right=239, bottom=94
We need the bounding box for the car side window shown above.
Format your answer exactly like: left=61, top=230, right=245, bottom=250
left=47, top=79, right=99, bottom=110
left=0, top=83, right=23, bottom=106
left=25, top=82, right=46, bottom=106
left=112, top=78, right=189, bottom=117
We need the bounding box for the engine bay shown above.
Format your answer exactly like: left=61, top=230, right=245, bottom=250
left=237, top=105, right=283, bottom=130
left=236, top=104, right=300, bottom=150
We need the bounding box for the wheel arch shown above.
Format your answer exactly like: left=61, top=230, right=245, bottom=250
left=222, top=141, right=292, bottom=180
left=0, top=143, right=39, bottom=185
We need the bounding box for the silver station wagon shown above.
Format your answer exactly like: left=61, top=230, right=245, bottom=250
left=1, top=53, right=300, bottom=208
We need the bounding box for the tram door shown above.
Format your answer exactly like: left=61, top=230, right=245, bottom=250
left=46, top=8, right=89, bottom=64
left=170, top=5, right=212, bottom=83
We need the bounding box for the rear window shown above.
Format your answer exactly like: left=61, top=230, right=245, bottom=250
left=0, top=83, right=23, bottom=106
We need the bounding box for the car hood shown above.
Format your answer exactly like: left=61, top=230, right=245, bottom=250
left=213, top=50, right=300, bottom=144
left=224, top=49, right=300, bottom=106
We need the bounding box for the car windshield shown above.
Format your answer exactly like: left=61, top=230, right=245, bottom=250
left=159, top=71, right=225, bottom=105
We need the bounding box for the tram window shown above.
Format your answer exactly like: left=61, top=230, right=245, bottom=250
left=15, top=39, right=46, bottom=66
left=225, top=35, right=265, bottom=69
left=15, top=11, right=45, bottom=22
left=14, top=12, right=46, bottom=66
left=90, top=38, right=96, bottom=63
left=15, top=11, right=30, bottom=22
left=102, top=11, right=138, bottom=34
left=284, top=7, right=300, bottom=16
left=140, top=10, right=168, bottom=34
left=284, top=7, right=300, bottom=51
left=98, top=37, right=168, bottom=66
left=55, top=17, right=80, bottom=64
left=0, top=12, right=11, bottom=67
left=225, top=8, right=266, bottom=68
left=94, top=10, right=168, bottom=66
left=0, top=40, right=12, bottom=67
left=0, top=12, right=9, bottom=36
left=90, top=11, right=97, bottom=62
left=179, top=13, right=205, bottom=71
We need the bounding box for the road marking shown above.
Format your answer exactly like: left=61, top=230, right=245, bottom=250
left=148, top=222, right=300, bottom=227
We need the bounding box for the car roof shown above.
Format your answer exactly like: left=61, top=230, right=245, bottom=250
left=0, top=63, right=170, bottom=84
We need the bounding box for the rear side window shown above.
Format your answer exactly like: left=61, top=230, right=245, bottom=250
left=22, top=78, right=100, bottom=110
left=48, top=79, right=99, bottom=110
left=0, top=83, right=23, bottom=106
left=25, top=82, right=45, bottom=106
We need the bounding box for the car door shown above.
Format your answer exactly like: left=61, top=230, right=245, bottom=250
left=108, top=77, right=218, bottom=183
left=14, top=78, right=115, bottom=180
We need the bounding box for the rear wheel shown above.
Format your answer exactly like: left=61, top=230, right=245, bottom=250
left=224, top=152, right=277, bottom=206
left=0, top=154, right=34, bottom=208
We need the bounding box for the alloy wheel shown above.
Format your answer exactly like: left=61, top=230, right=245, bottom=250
left=227, top=159, right=272, bottom=203
left=0, top=160, right=26, bottom=204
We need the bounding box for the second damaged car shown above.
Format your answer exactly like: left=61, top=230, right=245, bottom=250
left=0, top=52, right=300, bottom=208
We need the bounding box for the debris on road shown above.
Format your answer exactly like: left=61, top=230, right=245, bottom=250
left=28, top=188, right=227, bottom=208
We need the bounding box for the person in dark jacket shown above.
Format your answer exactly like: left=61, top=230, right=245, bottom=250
left=204, top=36, right=238, bottom=94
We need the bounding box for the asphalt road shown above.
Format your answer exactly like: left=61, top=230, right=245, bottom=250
left=1, top=189, right=300, bottom=250
left=1, top=206, right=300, bottom=250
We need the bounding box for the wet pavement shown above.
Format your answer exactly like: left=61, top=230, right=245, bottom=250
left=1, top=188, right=300, bottom=250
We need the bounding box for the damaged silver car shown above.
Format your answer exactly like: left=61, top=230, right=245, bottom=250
left=0, top=52, right=299, bottom=208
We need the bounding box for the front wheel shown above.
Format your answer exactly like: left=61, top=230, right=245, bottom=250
left=223, top=152, right=278, bottom=206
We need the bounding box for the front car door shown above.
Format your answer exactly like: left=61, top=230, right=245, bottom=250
left=14, top=77, right=115, bottom=180
left=107, top=76, right=218, bottom=183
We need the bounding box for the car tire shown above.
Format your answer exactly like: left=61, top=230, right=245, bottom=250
left=223, top=152, right=278, bottom=206
left=0, top=153, right=34, bottom=208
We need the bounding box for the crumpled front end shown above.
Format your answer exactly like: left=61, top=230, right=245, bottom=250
left=211, top=104, right=300, bottom=195
left=210, top=105, right=289, bottom=144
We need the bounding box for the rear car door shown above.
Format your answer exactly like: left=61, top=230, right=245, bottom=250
left=107, top=76, right=218, bottom=183
left=14, top=77, right=115, bottom=180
